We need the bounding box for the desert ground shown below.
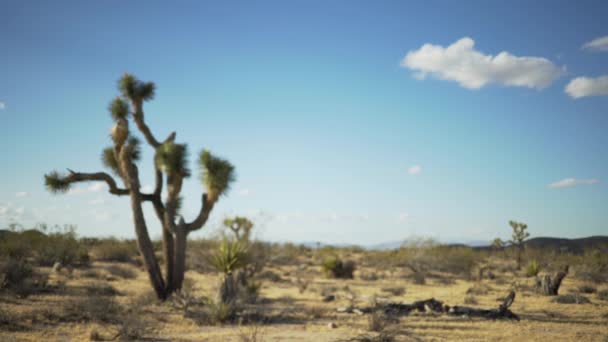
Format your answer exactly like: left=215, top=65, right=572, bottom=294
left=1, top=233, right=607, bottom=342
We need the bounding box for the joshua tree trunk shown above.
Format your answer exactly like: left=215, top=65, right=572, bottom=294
left=44, top=74, right=235, bottom=300
left=536, top=265, right=569, bottom=296
left=172, top=226, right=188, bottom=291
left=516, top=245, right=522, bottom=270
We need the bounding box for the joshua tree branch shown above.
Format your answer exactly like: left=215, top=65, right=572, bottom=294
left=64, top=169, right=129, bottom=195
left=131, top=102, right=177, bottom=149
left=186, top=193, right=216, bottom=233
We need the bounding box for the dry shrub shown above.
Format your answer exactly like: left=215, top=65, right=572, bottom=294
left=258, top=270, right=283, bottom=282
left=86, top=283, right=121, bottom=296
left=80, top=269, right=101, bottom=278
left=466, top=283, right=492, bottom=295
left=0, top=257, right=48, bottom=297
left=411, top=272, right=426, bottom=285
left=395, top=239, right=478, bottom=278
left=381, top=286, right=405, bottom=296
left=552, top=293, right=591, bottom=304
left=64, top=296, right=122, bottom=323
left=90, top=238, right=137, bottom=262
left=307, top=305, right=327, bottom=319
left=597, top=289, right=608, bottom=301
left=105, top=264, right=137, bottom=279
left=360, top=272, right=380, bottom=281
left=578, top=285, right=597, bottom=294
left=464, top=295, right=478, bottom=305
left=238, top=324, right=266, bottom=342
left=367, top=311, right=399, bottom=333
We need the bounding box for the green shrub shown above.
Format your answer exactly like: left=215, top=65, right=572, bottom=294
left=525, top=260, right=541, bottom=277
left=0, top=257, right=33, bottom=290
left=34, top=230, right=89, bottom=267
left=321, top=256, right=356, bottom=279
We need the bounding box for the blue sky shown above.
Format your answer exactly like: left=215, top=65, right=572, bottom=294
left=1, top=1, right=607, bottom=245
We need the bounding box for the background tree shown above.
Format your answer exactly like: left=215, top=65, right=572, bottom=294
left=508, top=221, right=530, bottom=270
left=44, top=74, right=235, bottom=299
left=223, top=216, right=254, bottom=242
left=492, top=238, right=504, bottom=250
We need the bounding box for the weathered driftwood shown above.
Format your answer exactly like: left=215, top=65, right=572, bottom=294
left=535, top=265, right=568, bottom=296
left=338, top=291, right=519, bottom=321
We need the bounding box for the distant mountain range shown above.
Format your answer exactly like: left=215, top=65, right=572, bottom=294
left=300, top=236, right=608, bottom=253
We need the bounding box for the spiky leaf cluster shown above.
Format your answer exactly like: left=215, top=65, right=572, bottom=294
left=118, top=73, right=155, bottom=102
left=155, top=142, right=190, bottom=178
left=108, top=97, right=130, bottom=121
left=210, top=240, right=249, bottom=274
left=198, top=150, right=235, bottom=200
left=44, top=171, right=71, bottom=193
left=125, top=136, right=142, bottom=162
left=101, top=147, right=120, bottom=175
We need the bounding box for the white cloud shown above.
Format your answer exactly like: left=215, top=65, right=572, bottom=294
left=401, top=37, right=563, bottom=89
left=565, top=75, right=608, bottom=98
left=407, top=165, right=422, bottom=175
left=0, top=102, right=5, bottom=110
left=140, top=184, right=154, bottom=193
left=67, top=187, right=85, bottom=195
left=549, top=178, right=599, bottom=189
left=398, top=212, right=410, bottom=223
left=582, top=35, right=608, bottom=51
left=88, top=183, right=107, bottom=192
left=237, top=188, right=253, bottom=197
left=15, top=191, right=29, bottom=198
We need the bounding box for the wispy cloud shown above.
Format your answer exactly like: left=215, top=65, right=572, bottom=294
left=15, top=191, right=29, bottom=198
left=88, top=183, right=107, bottom=192
left=67, top=183, right=109, bottom=195
left=140, top=184, right=154, bottom=193
left=88, top=198, right=107, bottom=205
left=401, top=37, right=563, bottom=89
left=582, top=35, right=608, bottom=52
left=0, top=102, right=5, bottom=110
left=407, top=165, right=422, bottom=175
left=549, top=178, right=599, bottom=189
left=237, top=188, right=253, bottom=197
left=565, top=75, right=608, bottom=98
left=398, top=212, right=410, bottom=223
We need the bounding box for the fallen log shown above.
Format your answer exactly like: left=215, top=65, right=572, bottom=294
left=338, top=290, right=519, bottom=321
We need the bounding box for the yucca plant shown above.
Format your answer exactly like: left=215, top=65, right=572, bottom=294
left=44, top=74, right=235, bottom=299
left=210, top=240, right=249, bottom=305
left=210, top=240, right=249, bottom=274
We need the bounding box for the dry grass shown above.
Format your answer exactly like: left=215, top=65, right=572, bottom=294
left=1, top=250, right=607, bottom=341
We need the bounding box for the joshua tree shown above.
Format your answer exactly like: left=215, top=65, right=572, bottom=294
left=44, top=74, right=235, bottom=299
left=492, top=238, right=504, bottom=250
left=223, top=216, right=254, bottom=242
left=508, top=221, right=530, bottom=270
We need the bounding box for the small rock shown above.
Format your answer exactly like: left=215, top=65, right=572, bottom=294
left=353, top=308, right=364, bottom=315
left=327, top=322, right=337, bottom=329
left=52, top=262, right=62, bottom=272
left=336, top=307, right=349, bottom=313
